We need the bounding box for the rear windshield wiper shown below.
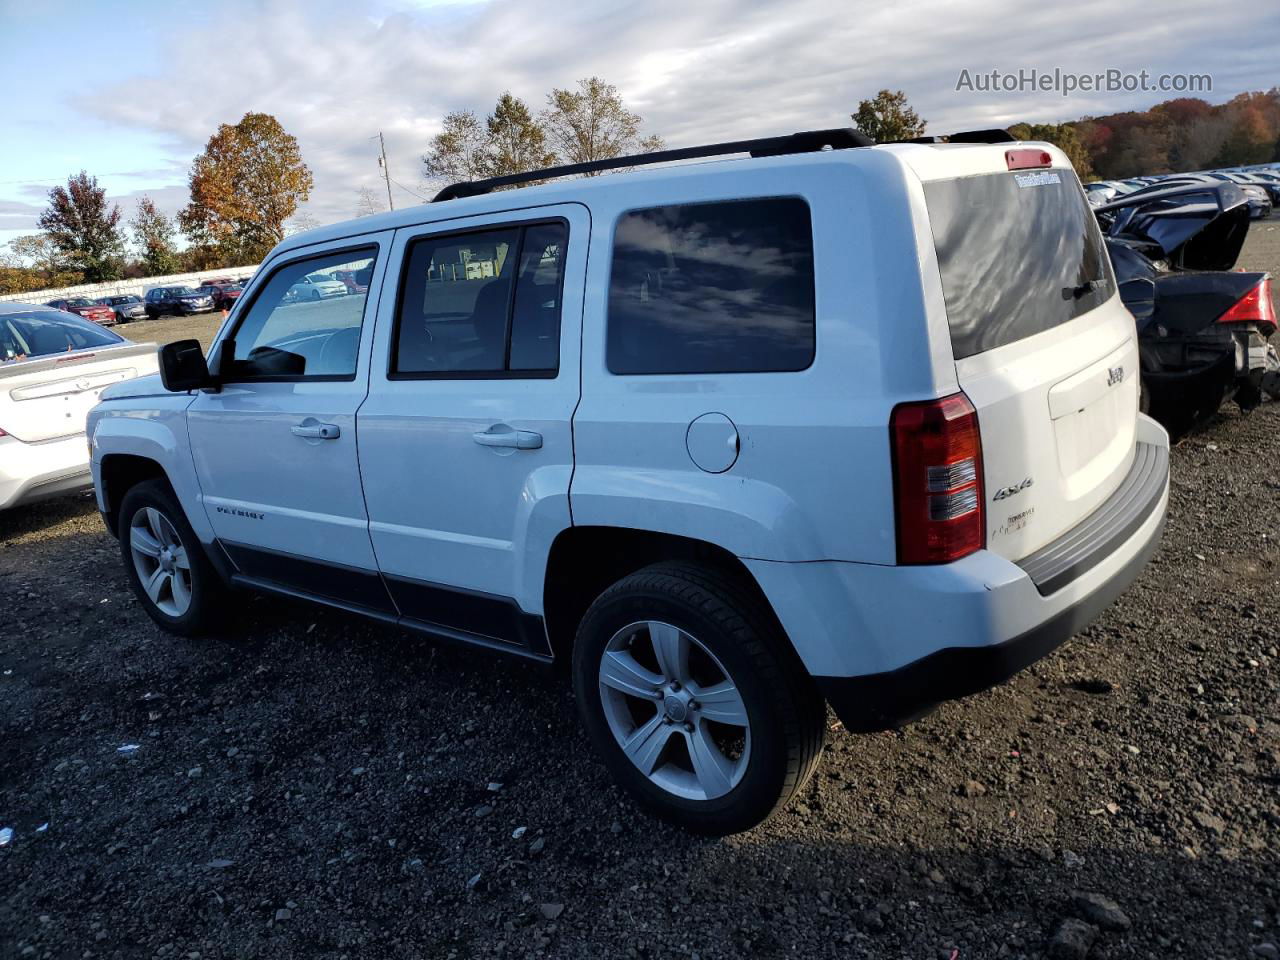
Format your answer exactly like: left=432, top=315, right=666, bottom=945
left=1063, top=278, right=1103, bottom=300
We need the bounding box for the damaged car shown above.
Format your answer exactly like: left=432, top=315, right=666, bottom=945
left=1097, top=180, right=1278, bottom=434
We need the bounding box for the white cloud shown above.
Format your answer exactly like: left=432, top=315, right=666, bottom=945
left=60, top=0, right=1280, bottom=233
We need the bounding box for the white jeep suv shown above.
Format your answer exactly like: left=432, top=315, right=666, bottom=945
left=87, top=129, right=1169, bottom=834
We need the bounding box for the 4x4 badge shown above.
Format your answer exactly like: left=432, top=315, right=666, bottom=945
left=993, top=477, right=1034, bottom=501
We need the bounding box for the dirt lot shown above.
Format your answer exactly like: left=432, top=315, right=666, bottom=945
left=2, top=224, right=1279, bottom=959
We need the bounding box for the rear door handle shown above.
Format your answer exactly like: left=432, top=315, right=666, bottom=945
left=292, top=421, right=341, bottom=440
left=472, top=425, right=542, bottom=449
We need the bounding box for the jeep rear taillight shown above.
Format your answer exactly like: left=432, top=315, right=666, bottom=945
left=1216, top=277, right=1276, bottom=331
left=891, top=392, right=985, bottom=564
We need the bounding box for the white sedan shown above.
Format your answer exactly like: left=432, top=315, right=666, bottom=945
left=287, top=272, right=349, bottom=301
left=0, top=302, right=159, bottom=510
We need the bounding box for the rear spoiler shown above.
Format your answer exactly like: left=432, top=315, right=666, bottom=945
left=0, top=341, right=158, bottom=381
left=1095, top=181, right=1250, bottom=271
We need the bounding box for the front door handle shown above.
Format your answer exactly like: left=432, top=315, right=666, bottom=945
left=292, top=421, right=341, bottom=440
left=472, top=425, right=542, bottom=450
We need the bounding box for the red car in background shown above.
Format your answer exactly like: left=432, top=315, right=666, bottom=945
left=332, top=268, right=370, bottom=295
left=194, top=283, right=243, bottom=311
left=45, top=297, right=117, bottom=326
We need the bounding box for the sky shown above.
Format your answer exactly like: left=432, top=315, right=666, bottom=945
left=1, top=0, right=1276, bottom=254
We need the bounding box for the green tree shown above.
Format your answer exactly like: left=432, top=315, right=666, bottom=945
left=424, top=93, right=556, bottom=187
left=423, top=110, right=491, bottom=185
left=484, top=93, right=556, bottom=178
left=852, top=90, right=926, bottom=143
left=129, top=196, right=180, bottom=276
left=37, top=171, right=124, bottom=282
left=180, top=112, right=314, bottom=263
left=1008, top=122, right=1096, bottom=180
left=541, top=77, right=664, bottom=172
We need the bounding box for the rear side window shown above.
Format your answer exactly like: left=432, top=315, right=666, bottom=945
left=393, top=220, right=567, bottom=377
left=925, top=170, right=1112, bottom=360
left=607, top=197, right=815, bottom=375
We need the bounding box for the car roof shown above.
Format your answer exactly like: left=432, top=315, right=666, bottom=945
left=1, top=300, right=77, bottom=316
left=272, top=139, right=1069, bottom=257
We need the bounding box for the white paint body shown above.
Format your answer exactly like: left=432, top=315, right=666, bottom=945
left=1, top=333, right=159, bottom=510
left=88, top=140, right=1168, bottom=680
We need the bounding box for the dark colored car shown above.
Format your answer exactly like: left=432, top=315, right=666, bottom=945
left=144, top=286, right=215, bottom=319
left=45, top=297, right=116, bottom=326
left=96, top=294, right=147, bottom=324
left=1097, top=180, right=1279, bottom=434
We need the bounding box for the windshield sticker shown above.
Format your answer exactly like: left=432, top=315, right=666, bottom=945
left=1014, top=171, right=1062, bottom=188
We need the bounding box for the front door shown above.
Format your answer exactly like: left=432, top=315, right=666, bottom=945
left=186, top=235, right=392, bottom=610
left=358, top=205, right=588, bottom=650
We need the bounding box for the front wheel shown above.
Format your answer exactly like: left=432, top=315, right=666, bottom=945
left=572, top=563, right=826, bottom=835
left=118, top=479, right=227, bottom=636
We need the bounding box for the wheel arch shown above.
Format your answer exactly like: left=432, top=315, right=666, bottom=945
left=542, top=526, right=791, bottom=666
left=98, top=453, right=168, bottom=535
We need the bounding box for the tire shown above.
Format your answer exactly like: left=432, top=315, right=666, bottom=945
left=572, top=562, right=826, bottom=835
left=118, top=479, right=227, bottom=637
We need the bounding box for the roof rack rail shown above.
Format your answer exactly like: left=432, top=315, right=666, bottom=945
left=431, top=127, right=874, bottom=202
left=897, top=128, right=1015, bottom=145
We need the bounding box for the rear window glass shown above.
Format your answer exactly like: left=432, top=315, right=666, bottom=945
left=607, top=197, right=815, bottom=375
left=1, top=310, right=123, bottom=362
left=925, top=170, right=1112, bottom=360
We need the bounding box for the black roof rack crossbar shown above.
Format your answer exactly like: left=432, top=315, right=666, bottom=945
left=432, top=127, right=874, bottom=202
left=897, top=128, right=1015, bottom=145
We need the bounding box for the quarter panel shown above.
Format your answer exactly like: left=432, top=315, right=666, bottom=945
left=573, top=157, right=945, bottom=565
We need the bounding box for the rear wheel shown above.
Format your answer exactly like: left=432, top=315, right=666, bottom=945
left=118, top=479, right=226, bottom=636
left=572, top=563, right=826, bottom=834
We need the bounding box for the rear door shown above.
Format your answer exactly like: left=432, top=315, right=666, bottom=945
left=357, top=204, right=587, bottom=651
left=921, top=157, right=1141, bottom=561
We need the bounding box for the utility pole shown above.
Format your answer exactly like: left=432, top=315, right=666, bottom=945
left=378, top=131, right=395, bottom=212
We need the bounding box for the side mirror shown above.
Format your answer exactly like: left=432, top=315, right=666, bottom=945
left=158, top=339, right=212, bottom=392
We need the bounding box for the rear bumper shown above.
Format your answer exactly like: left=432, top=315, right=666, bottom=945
left=815, top=502, right=1164, bottom=730
left=748, top=415, right=1170, bottom=732
left=0, top=433, right=92, bottom=510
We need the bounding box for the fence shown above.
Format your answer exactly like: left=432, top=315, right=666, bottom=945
left=0, top=265, right=262, bottom=305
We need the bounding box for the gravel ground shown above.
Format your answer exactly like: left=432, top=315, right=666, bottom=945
left=2, top=224, right=1279, bottom=960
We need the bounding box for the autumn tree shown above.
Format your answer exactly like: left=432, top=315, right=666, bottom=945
left=852, top=90, right=926, bottom=143
left=1008, top=122, right=1095, bottom=180
left=37, top=171, right=124, bottom=282
left=130, top=196, right=180, bottom=276
left=180, top=112, right=314, bottom=263
left=541, top=77, right=664, bottom=172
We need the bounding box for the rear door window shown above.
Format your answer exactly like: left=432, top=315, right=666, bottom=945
left=392, top=220, right=568, bottom=377
left=925, top=170, right=1113, bottom=360
left=606, top=197, right=815, bottom=375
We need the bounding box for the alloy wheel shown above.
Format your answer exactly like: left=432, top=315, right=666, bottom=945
left=598, top=621, right=751, bottom=801
left=129, top=507, right=193, bottom=617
